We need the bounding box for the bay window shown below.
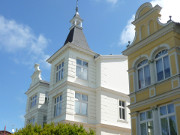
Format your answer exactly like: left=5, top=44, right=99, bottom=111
left=155, top=49, right=170, bottom=81
left=75, top=92, right=88, bottom=115
left=137, top=59, right=151, bottom=89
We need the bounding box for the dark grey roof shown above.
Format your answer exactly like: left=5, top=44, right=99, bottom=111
left=64, top=26, right=91, bottom=51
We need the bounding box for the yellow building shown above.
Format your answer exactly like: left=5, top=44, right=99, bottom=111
left=123, top=2, right=180, bottom=135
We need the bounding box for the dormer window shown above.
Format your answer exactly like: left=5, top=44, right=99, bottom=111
left=76, top=59, right=88, bottom=80
left=56, top=62, right=64, bottom=83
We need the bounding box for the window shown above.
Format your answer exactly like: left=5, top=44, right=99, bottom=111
left=137, top=59, right=151, bottom=89
left=30, top=95, right=37, bottom=108
left=54, top=95, right=62, bottom=117
left=76, top=59, right=88, bottom=80
left=155, top=49, right=170, bottom=81
left=140, top=110, right=154, bottom=135
left=75, top=93, right=88, bottom=115
left=119, top=100, right=126, bottom=120
left=28, top=117, right=35, bottom=125
left=56, top=62, right=64, bottom=82
left=159, top=104, right=177, bottom=135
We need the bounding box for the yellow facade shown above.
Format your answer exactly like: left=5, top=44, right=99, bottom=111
left=123, top=2, right=180, bottom=135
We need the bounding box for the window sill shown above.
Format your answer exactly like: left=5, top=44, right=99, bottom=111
left=117, top=119, right=128, bottom=123
left=74, top=114, right=88, bottom=117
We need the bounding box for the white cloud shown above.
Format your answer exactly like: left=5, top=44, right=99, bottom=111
left=0, top=15, right=50, bottom=68
left=119, top=0, right=180, bottom=46
left=119, top=15, right=135, bottom=45
left=151, top=0, right=180, bottom=22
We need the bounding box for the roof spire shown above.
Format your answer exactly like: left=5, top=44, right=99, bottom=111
left=76, top=0, right=79, bottom=14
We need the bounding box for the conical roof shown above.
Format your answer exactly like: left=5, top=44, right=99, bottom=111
left=64, top=26, right=90, bottom=50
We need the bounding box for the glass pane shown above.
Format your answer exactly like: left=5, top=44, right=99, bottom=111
left=60, top=95, right=62, bottom=101
left=56, top=72, right=58, bottom=82
left=58, top=71, right=61, bottom=80
left=146, top=110, right=152, bottom=119
left=82, top=94, right=88, bottom=101
left=138, top=68, right=144, bottom=89
left=119, top=108, right=121, bottom=119
left=57, top=96, right=59, bottom=103
left=122, top=101, right=125, bottom=107
left=61, top=69, right=64, bottom=79
left=161, top=118, right=169, bottom=135
left=81, top=103, right=87, bottom=115
left=75, top=93, right=80, bottom=100
left=59, top=64, right=61, bottom=69
left=76, top=59, right=81, bottom=65
left=59, top=102, right=62, bottom=115
left=62, top=62, right=64, bottom=67
left=167, top=104, right=174, bottom=114
left=140, top=112, right=146, bottom=121
left=160, top=106, right=167, bottom=116
left=147, top=121, right=154, bottom=135
left=82, top=68, right=88, bottom=80
left=140, top=123, right=146, bottom=135
left=156, top=59, right=164, bottom=81
left=83, top=61, right=88, bottom=67
left=137, top=60, right=148, bottom=67
left=122, top=108, right=125, bottom=120
left=75, top=101, right=80, bottom=114
left=119, top=101, right=121, bottom=106
left=56, top=104, right=59, bottom=116
left=144, top=65, right=151, bottom=86
left=163, top=56, right=170, bottom=78
left=169, top=116, right=177, bottom=135
left=76, top=66, right=81, bottom=78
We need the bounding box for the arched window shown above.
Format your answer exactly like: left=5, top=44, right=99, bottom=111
left=155, top=49, right=170, bottom=81
left=137, top=59, right=151, bottom=89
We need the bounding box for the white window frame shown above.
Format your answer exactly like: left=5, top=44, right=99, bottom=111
left=139, top=110, right=154, bottom=135
left=76, top=59, right=88, bottom=80
left=137, top=59, right=151, bottom=90
left=55, top=61, right=64, bottom=83
left=159, top=103, right=178, bottom=135
left=155, top=49, right=171, bottom=82
left=75, top=92, right=88, bottom=116
left=54, top=94, right=63, bottom=117
left=30, top=94, right=37, bottom=108
left=119, top=100, right=126, bottom=120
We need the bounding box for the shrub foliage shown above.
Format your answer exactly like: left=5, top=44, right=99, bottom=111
left=14, top=123, right=95, bottom=135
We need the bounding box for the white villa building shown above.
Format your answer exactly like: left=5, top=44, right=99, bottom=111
left=24, top=4, right=131, bottom=135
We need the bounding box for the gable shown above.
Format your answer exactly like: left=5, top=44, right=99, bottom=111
left=132, top=2, right=163, bottom=44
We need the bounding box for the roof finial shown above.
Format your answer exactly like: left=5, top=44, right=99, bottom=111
left=76, top=0, right=79, bottom=14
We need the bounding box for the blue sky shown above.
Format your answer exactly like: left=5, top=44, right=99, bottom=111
left=0, top=0, right=180, bottom=132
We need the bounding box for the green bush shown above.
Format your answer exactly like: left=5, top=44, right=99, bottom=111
left=14, top=123, right=95, bottom=135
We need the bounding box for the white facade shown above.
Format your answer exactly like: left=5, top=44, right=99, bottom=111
left=25, top=8, right=131, bottom=135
